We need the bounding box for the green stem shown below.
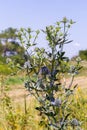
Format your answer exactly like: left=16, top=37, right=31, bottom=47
left=68, top=75, right=74, bottom=89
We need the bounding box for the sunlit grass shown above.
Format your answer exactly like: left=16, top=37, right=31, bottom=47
left=0, top=74, right=87, bottom=130
left=0, top=87, right=87, bottom=130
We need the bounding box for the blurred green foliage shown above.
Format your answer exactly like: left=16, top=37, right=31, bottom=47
left=0, top=64, right=12, bottom=75
left=79, top=49, right=87, bottom=60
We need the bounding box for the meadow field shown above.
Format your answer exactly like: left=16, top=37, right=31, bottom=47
left=0, top=63, right=87, bottom=130
left=0, top=19, right=87, bottom=129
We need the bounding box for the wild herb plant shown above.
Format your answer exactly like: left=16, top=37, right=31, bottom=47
left=18, top=17, right=82, bottom=130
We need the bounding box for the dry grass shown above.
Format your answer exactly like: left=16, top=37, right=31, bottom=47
left=0, top=75, right=87, bottom=130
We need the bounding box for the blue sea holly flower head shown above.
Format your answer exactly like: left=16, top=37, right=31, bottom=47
left=39, top=66, right=50, bottom=76
left=24, top=60, right=31, bottom=68
left=71, top=118, right=79, bottom=126
left=51, top=98, right=62, bottom=107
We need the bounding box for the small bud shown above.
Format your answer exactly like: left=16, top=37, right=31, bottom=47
left=24, top=61, right=31, bottom=68
left=51, top=98, right=62, bottom=107
left=55, top=99, right=62, bottom=107
left=76, top=57, right=81, bottom=63
left=71, top=118, right=79, bottom=126
left=24, top=81, right=29, bottom=88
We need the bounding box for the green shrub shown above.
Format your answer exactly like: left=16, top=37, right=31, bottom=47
left=18, top=18, right=83, bottom=130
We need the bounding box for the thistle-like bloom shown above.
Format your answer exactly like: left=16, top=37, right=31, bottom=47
left=71, top=118, right=79, bottom=126
left=39, top=66, right=50, bottom=75
left=51, top=98, right=62, bottom=107
left=24, top=60, right=31, bottom=68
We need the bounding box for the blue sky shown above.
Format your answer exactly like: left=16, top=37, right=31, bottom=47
left=0, top=0, right=87, bottom=58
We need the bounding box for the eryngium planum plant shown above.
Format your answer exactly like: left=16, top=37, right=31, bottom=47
left=18, top=17, right=82, bottom=130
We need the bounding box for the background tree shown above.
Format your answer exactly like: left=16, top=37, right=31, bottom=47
left=79, top=49, right=87, bottom=60
left=0, top=27, right=17, bottom=42
left=0, top=27, right=25, bottom=65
